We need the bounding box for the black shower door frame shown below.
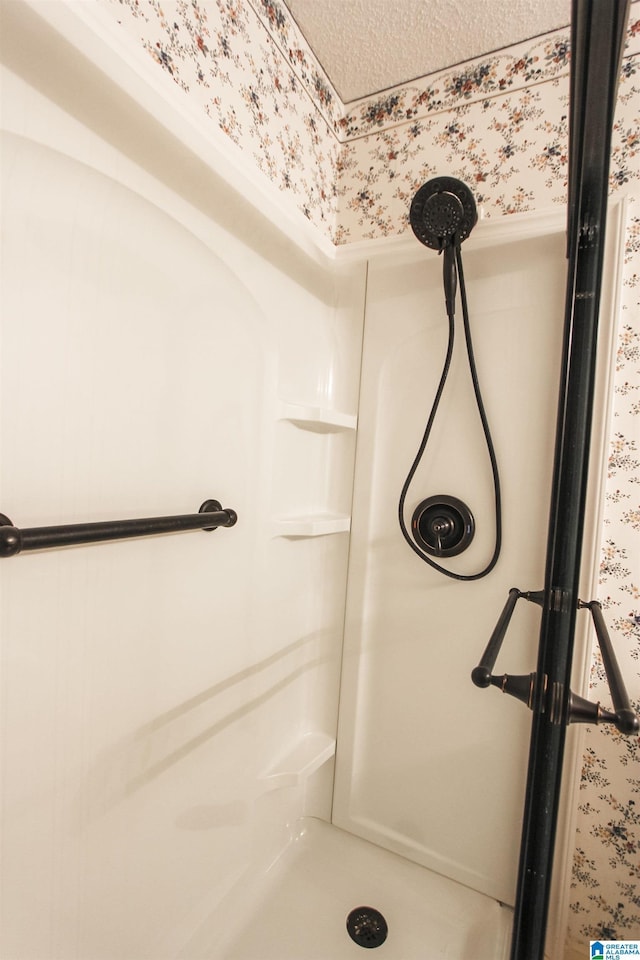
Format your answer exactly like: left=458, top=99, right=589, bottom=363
left=509, top=2, right=631, bottom=958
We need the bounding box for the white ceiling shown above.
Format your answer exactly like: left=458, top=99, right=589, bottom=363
left=283, top=0, right=572, bottom=103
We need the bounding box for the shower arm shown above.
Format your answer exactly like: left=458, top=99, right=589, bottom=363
left=471, top=588, right=639, bottom=736
left=0, top=499, right=238, bottom=557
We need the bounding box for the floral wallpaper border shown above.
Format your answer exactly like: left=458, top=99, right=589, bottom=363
left=95, top=1, right=639, bottom=951
left=333, top=46, right=640, bottom=244
left=336, top=30, right=573, bottom=140
left=106, top=0, right=343, bottom=233
left=249, top=0, right=342, bottom=131
left=104, top=1, right=640, bottom=247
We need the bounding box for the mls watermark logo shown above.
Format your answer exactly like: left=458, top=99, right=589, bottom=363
left=591, top=941, right=640, bottom=958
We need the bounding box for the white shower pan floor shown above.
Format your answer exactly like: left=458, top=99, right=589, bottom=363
left=186, top=818, right=512, bottom=959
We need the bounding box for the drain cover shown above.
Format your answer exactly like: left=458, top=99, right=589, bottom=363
left=346, top=907, right=388, bottom=949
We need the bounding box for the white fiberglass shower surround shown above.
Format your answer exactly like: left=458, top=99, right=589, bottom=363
left=0, top=3, right=626, bottom=959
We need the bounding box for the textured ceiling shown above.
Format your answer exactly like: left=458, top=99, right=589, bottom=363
left=283, top=0, right=572, bottom=102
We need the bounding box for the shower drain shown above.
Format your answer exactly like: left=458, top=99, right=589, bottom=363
left=346, top=906, right=388, bottom=949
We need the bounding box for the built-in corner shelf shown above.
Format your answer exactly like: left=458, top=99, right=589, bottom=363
left=259, top=732, right=336, bottom=793
left=271, top=514, right=351, bottom=538
left=277, top=401, right=357, bottom=433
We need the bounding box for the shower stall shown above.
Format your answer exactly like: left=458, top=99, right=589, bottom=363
left=0, top=2, right=633, bottom=958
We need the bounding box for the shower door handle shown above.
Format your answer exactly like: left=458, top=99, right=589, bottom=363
left=471, top=587, right=522, bottom=687
left=472, top=588, right=639, bottom=735
left=575, top=600, right=639, bottom=734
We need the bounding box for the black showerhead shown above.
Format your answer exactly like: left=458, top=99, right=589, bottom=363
left=409, top=176, right=478, bottom=250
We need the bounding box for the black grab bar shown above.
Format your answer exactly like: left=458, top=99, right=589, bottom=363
left=0, top=499, right=237, bottom=557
